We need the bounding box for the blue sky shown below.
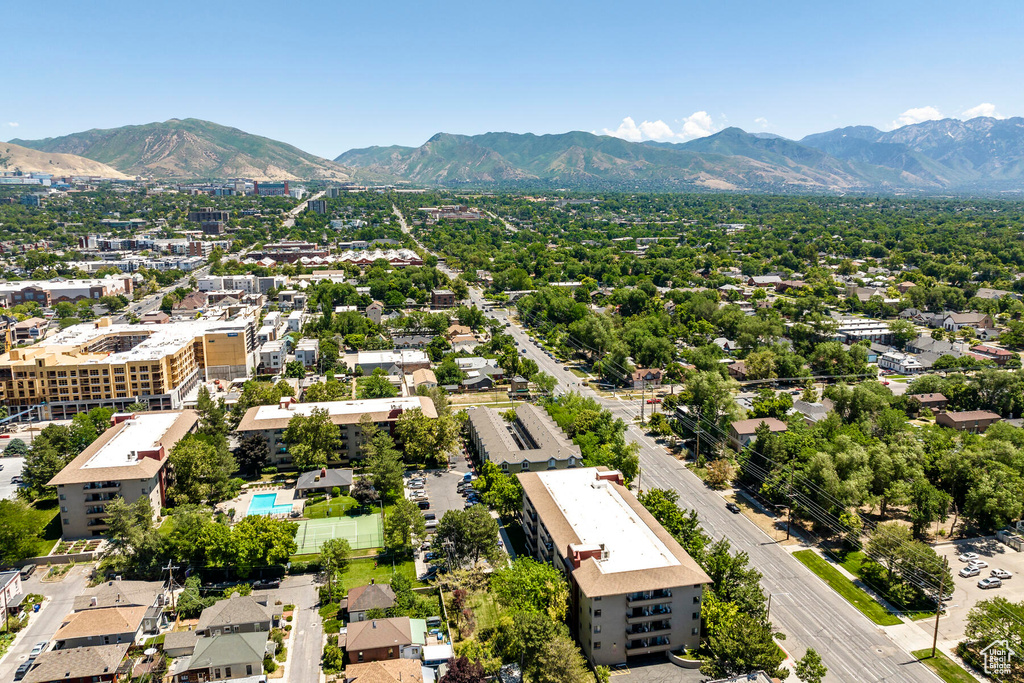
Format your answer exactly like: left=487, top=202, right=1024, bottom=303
left=4, top=1, right=1022, bottom=158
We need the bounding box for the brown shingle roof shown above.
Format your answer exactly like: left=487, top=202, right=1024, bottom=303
left=345, top=617, right=413, bottom=651
left=53, top=605, right=147, bottom=640
left=345, top=659, right=423, bottom=683
left=730, top=417, right=788, bottom=436
left=23, top=643, right=129, bottom=683
left=346, top=583, right=396, bottom=612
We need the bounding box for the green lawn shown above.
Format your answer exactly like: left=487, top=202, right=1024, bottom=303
left=342, top=557, right=420, bottom=590
left=26, top=498, right=61, bottom=557
left=837, top=549, right=935, bottom=619
left=911, top=649, right=976, bottom=683
left=793, top=550, right=902, bottom=626
left=303, top=496, right=359, bottom=518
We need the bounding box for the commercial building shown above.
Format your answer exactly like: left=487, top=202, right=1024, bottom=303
left=936, top=410, right=1001, bottom=434
left=235, top=395, right=437, bottom=465
left=0, top=316, right=257, bottom=419
left=353, top=350, right=430, bottom=375
left=48, top=411, right=199, bottom=538
left=307, top=199, right=327, bottom=214
left=431, top=289, right=456, bottom=308
left=187, top=209, right=230, bottom=223
left=877, top=351, right=924, bottom=375
left=518, top=468, right=710, bottom=666
left=833, top=317, right=893, bottom=345
left=253, top=181, right=289, bottom=196
left=466, top=404, right=581, bottom=473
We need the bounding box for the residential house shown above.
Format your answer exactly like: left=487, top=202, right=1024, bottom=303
left=791, top=399, right=832, bottom=425
left=22, top=643, right=130, bottom=683
left=518, top=468, right=710, bottom=666
left=1, top=570, right=22, bottom=620
left=74, top=579, right=168, bottom=635
left=355, top=350, right=430, bottom=375
left=365, top=301, right=383, bottom=325
left=712, top=337, right=738, bottom=354
left=774, top=280, right=806, bottom=293
left=630, top=368, right=662, bottom=390
left=936, top=410, right=1001, bottom=434
left=392, top=334, right=434, bottom=350
left=450, top=334, right=481, bottom=353
left=971, top=345, right=1015, bottom=366
left=446, top=324, right=472, bottom=339
left=454, top=357, right=503, bottom=380
left=295, top=339, right=319, bottom=368
left=747, top=275, right=782, bottom=287
left=345, top=582, right=397, bottom=622
left=509, top=375, right=530, bottom=394
left=943, top=312, right=995, bottom=332
left=294, top=467, right=353, bottom=498
left=345, top=617, right=421, bottom=664
left=411, top=368, right=436, bottom=390
left=163, top=631, right=201, bottom=658
left=728, top=418, right=788, bottom=451
left=171, top=632, right=271, bottom=683
left=896, top=282, right=917, bottom=294
left=461, top=373, right=494, bottom=392
left=877, top=351, right=924, bottom=375
left=974, top=288, right=1018, bottom=301
left=343, top=659, right=423, bottom=683
left=53, top=605, right=147, bottom=649
left=196, top=594, right=280, bottom=637
left=726, top=361, right=747, bottom=381
left=467, top=404, right=582, bottom=473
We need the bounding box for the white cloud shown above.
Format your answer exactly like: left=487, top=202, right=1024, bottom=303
left=601, top=111, right=720, bottom=142
left=962, top=102, right=1004, bottom=120
left=680, top=111, right=716, bottom=139
left=892, top=106, right=943, bottom=128
left=754, top=117, right=769, bottom=129
left=6, top=122, right=18, bottom=127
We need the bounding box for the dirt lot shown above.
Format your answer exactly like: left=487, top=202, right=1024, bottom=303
left=932, top=538, right=1024, bottom=642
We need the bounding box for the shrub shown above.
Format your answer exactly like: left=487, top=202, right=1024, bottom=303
left=262, top=466, right=279, bottom=475
left=705, top=459, right=734, bottom=490
left=331, top=487, right=341, bottom=497
left=275, top=647, right=288, bottom=662
left=263, top=656, right=277, bottom=674
left=289, top=562, right=308, bottom=574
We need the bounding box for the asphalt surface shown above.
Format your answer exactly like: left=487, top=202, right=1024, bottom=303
left=275, top=574, right=321, bottom=683
left=0, top=455, right=25, bottom=500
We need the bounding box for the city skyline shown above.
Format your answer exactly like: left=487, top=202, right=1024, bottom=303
left=4, top=1, right=1023, bottom=158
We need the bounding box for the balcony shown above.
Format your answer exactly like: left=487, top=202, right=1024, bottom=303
left=626, top=606, right=672, bottom=625
left=626, top=621, right=671, bottom=638
left=83, top=482, right=121, bottom=491
left=626, top=590, right=672, bottom=608
left=86, top=519, right=109, bottom=529
left=85, top=506, right=108, bottom=516
left=625, top=636, right=671, bottom=656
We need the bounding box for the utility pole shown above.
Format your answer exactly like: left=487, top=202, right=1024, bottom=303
left=932, top=556, right=949, bottom=658
left=640, top=382, right=646, bottom=423
left=163, top=560, right=180, bottom=615
left=694, top=407, right=702, bottom=468
left=787, top=468, right=794, bottom=540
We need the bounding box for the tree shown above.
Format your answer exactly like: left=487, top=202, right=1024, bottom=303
left=284, top=361, right=306, bottom=379
left=887, top=320, right=917, bottom=349
left=168, top=435, right=236, bottom=505
left=795, top=648, right=828, bottom=683
left=531, top=633, right=593, bottom=683
left=195, top=386, right=227, bottom=439
left=284, top=407, right=340, bottom=471
left=481, top=471, right=523, bottom=518
left=350, top=477, right=381, bottom=507
left=235, top=433, right=270, bottom=476
left=176, top=575, right=215, bottom=618
left=304, top=379, right=347, bottom=402
left=363, top=431, right=405, bottom=501
left=707, top=617, right=787, bottom=679
left=705, top=459, right=734, bottom=490
left=395, top=408, right=460, bottom=468
left=0, top=500, right=42, bottom=563
left=638, top=488, right=711, bottom=562
left=532, top=372, right=558, bottom=394
left=383, top=498, right=427, bottom=553
left=21, top=439, right=72, bottom=497
left=490, top=558, right=569, bottom=621
left=320, top=537, right=351, bottom=601
left=439, top=656, right=486, bottom=683
left=435, top=506, right=501, bottom=568
left=3, top=438, right=28, bottom=457
left=104, top=496, right=159, bottom=567
left=360, top=369, right=398, bottom=399
left=231, top=515, right=298, bottom=577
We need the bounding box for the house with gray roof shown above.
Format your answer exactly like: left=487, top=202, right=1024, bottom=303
left=171, top=632, right=272, bottom=683
left=196, top=594, right=280, bottom=637
left=295, top=467, right=353, bottom=498
left=345, top=581, right=397, bottom=622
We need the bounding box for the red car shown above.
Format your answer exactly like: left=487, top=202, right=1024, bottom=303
left=646, top=398, right=662, bottom=404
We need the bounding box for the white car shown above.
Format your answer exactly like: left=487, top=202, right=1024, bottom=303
left=991, top=568, right=1013, bottom=580
left=959, top=565, right=981, bottom=578
left=29, top=642, right=48, bottom=657
left=407, top=481, right=425, bottom=490
left=978, top=577, right=1002, bottom=590
left=958, top=552, right=979, bottom=563
left=969, top=559, right=990, bottom=569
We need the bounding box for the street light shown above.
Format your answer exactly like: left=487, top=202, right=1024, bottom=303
left=766, top=592, right=791, bottom=623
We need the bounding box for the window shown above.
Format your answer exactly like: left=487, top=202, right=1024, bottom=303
left=594, top=609, right=602, bottom=617
left=214, top=669, right=221, bottom=679
left=693, top=612, right=698, bottom=620
left=59, top=494, right=65, bottom=500
left=246, top=665, right=252, bottom=676
left=693, top=596, right=700, bottom=604
left=594, top=625, right=601, bottom=633
left=594, top=642, right=602, bottom=650
left=63, top=518, right=69, bottom=525
left=692, top=627, right=699, bottom=636
left=225, top=667, right=231, bottom=677
left=141, top=488, right=148, bottom=494
left=61, top=506, right=67, bottom=513
left=594, top=596, right=602, bottom=601
left=521, top=461, right=530, bottom=471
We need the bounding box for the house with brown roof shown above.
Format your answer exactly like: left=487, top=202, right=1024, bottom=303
left=173, top=291, right=209, bottom=311
left=908, top=393, right=948, bottom=411
left=345, top=582, right=397, bottom=622
left=74, top=579, right=168, bottom=634
left=343, top=659, right=423, bottom=683
left=943, top=312, right=995, bottom=332
left=936, top=410, right=1001, bottom=434
left=13, top=316, right=47, bottom=341
left=345, top=617, right=420, bottom=664
left=728, top=417, right=788, bottom=451
left=630, top=368, right=662, bottom=390
left=727, top=360, right=747, bottom=381
left=53, top=605, right=148, bottom=649
left=518, top=468, right=710, bottom=667
left=22, top=643, right=129, bottom=683
left=971, top=345, right=1015, bottom=366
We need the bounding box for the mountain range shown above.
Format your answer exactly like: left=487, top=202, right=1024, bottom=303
left=10, top=116, right=1024, bottom=193
left=0, top=141, right=129, bottom=179
left=11, top=119, right=349, bottom=182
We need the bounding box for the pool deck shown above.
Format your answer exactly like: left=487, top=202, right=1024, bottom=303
left=220, top=487, right=302, bottom=521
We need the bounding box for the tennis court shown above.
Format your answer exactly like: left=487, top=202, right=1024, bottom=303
left=294, top=513, right=383, bottom=554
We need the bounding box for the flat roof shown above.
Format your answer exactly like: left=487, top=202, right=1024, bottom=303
left=83, top=413, right=180, bottom=469
left=540, top=468, right=678, bottom=574
left=237, top=396, right=437, bottom=432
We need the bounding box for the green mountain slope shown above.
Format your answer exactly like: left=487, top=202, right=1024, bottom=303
left=12, top=119, right=350, bottom=181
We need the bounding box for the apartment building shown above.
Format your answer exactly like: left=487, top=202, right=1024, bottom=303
left=518, top=468, right=710, bottom=666
left=198, top=275, right=257, bottom=295
left=235, top=396, right=437, bottom=465
left=0, top=316, right=256, bottom=420
left=466, top=404, right=582, bottom=473
left=49, top=411, right=199, bottom=538
left=0, top=275, right=133, bottom=307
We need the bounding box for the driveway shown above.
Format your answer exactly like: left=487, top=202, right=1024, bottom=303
left=607, top=656, right=706, bottom=683
left=275, top=574, right=320, bottom=683
left=0, top=456, right=25, bottom=501
left=0, top=564, right=91, bottom=681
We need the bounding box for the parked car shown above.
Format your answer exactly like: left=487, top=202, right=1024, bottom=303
left=0, top=463, right=4, bottom=470
left=991, top=569, right=1013, bottom=580
left=423, top=512, right=436, bottom=521
left=417, top=500, right=430, bottom=510
left=646, top=398, right=662, bottom=404
left=959, top=566, right=981, bottom=578
left=425, top=552, right=438, bottom=561
left=15, top=662, right=32, bottom=681
left=253, top=579, right=281, bottom=590
left=20, top=564, right=36, bottom=580
left=970, top=560, right=990, bottom=569
left=978, top=577, right=1003, bottom=590
left=726, top=502, right=741, bottom=514
left=30, top=642, right=48, bottom=657
left=958, top=552, right=980, bottom=563
left=407, top=481, right=425, bottom=490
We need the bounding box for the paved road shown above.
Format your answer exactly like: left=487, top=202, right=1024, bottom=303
left=276, top=574, right=321, bottom=683
left=283, top=191, right=325, bottom=228
left=0, top=564, right=91, bottom=681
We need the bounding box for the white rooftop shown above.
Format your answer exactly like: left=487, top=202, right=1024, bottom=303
left=537, top=468, right=680, bottom=574
left=81, top=413, right=181, bottom=469
left=252, top=396, right=427, bottom=422
left=356, top=350, right=428, bottom=364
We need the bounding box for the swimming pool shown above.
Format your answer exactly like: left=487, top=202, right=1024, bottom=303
left=247, top=493, right=293, bottom=516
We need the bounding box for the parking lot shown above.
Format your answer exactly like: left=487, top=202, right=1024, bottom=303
left=0, top=456, right=25, bottom=501
left=933, top=538, right=1024, bottom=642
left=404, top=467, right=474, bottom=520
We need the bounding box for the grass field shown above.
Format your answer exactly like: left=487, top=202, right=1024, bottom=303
left=793, top=550, right=903, bottom=626
left=911, top=649, right=976, bottom=683
left=26, top=498, right=61, bottom=557
left=837, top=549, right=936, bottom=619
left=303, top=496, right=359, bottom=518
left=343, top=557, right=419, bottom=589
left=294, top=514, right=383, bottom=554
